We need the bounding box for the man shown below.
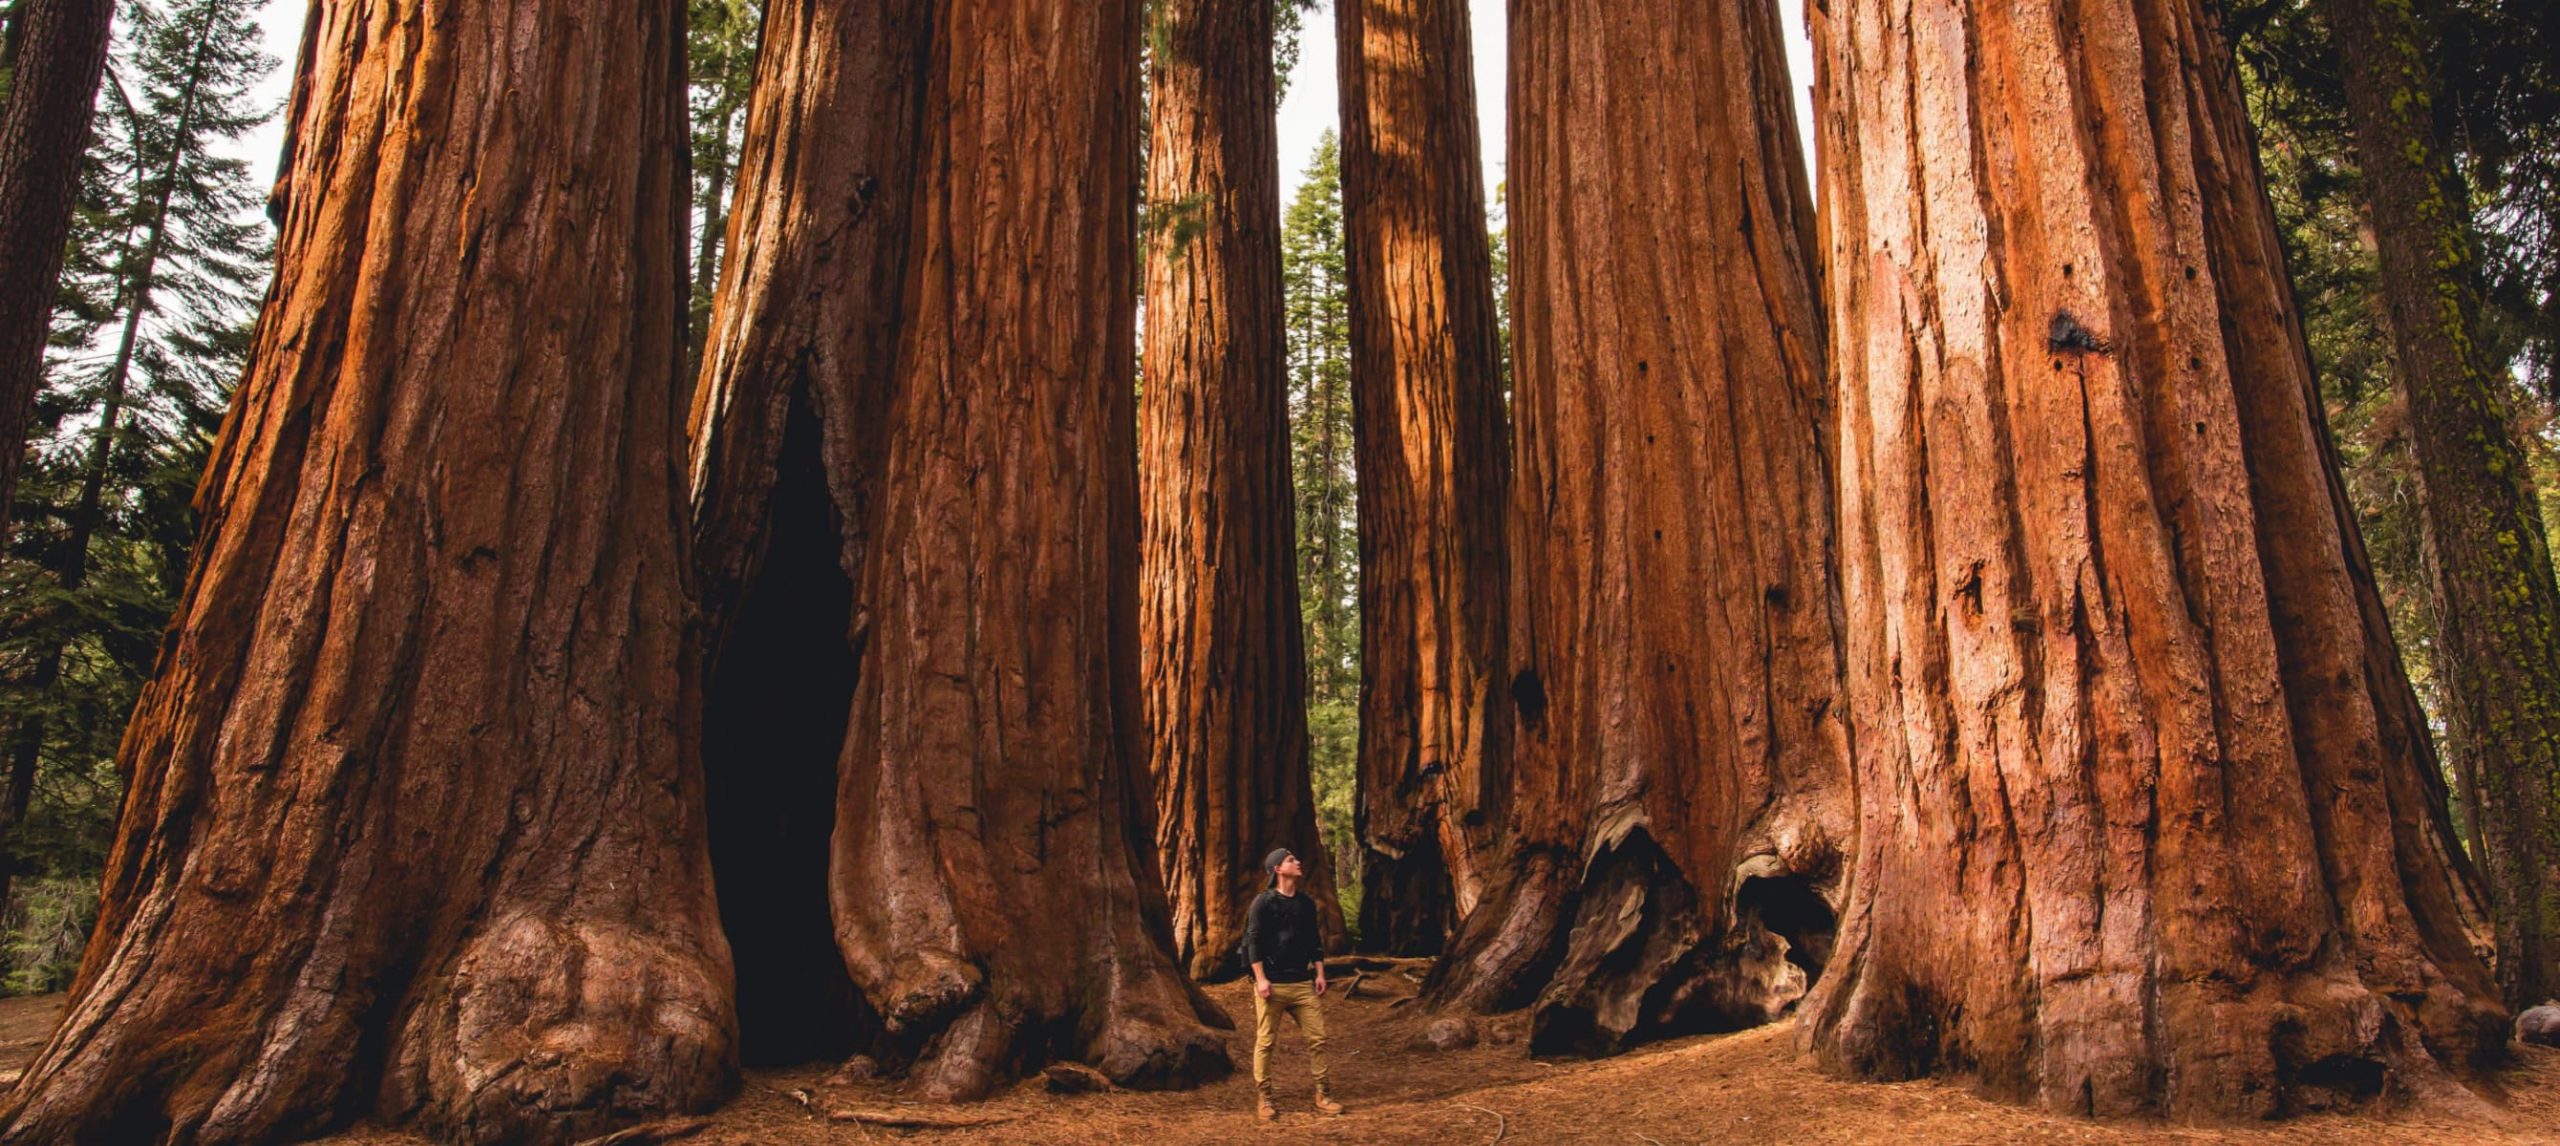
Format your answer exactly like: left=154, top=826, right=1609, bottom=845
left=1245, top=846, right=1341, bottom=1121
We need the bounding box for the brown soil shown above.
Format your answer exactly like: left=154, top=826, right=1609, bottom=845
left=3, top=967, right=2554, bottom=1144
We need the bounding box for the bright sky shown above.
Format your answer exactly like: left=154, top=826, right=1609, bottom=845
left=236, top=2, right=1819, bottom=226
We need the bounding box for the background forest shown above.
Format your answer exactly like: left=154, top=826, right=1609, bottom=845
left=0, top=0, right=2549, bottom=989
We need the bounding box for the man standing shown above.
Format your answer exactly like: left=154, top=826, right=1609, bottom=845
left=1247, top=847, right=1342, bottom=1120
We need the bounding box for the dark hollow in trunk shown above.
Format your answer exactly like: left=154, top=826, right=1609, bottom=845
left=1359, top=821, right=1450, bottom=957
left=702, top=395, right=865, bottom=1067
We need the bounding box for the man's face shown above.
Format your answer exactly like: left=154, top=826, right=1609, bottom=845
left=1277, top=853, right=1304, bottom=879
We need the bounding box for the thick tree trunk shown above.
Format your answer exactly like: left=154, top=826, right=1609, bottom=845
left=1139, top=0, right=1342, bottom=981
left=1802, top=0, right=2508, bottom=1117
left=1333, top=0, right=1509, bottom=956
left=1422, top=0, right=1853, bottom=1056
left=2318, top=0, right=2560, bottom=1010
left=0, top=2, right=736, bottom=1142
left=684, top=0, right=928, bottom=1068
left=831, top=0, right=1228, bottom=1100
left=0, top=0, right=112, bottom=547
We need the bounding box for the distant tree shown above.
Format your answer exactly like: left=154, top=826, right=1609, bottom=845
left=1282, top=133, right=1361, bottom=915
left=0, top=0, right=115, bottom=550
left=685, top=0, right=761, bottom=379
left=0, top=0, right=273, bottom=982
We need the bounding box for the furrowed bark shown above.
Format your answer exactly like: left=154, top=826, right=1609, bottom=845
left=823, top=0, right=1228, bottom=1101
left=1140, top=0, right=1343, bottom=980
left=1802, top=0, right=2508, bottom=1117
left=2316, top=0, right=2560, bottom=1009
left=0, top=0, right=112, bottom=548
left=686, top=0, right=930, bottom=1067
left=0, top=2, right=734, bottom=1141
left=1334, top=0, right=1510, bottom=956
left=1423, top=0, right=1853, bottom=1055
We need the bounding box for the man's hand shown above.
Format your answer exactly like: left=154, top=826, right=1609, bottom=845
left=1315, top=971, right=1328, bottom=997
left=1255, top=977, right=1273, bottom=1000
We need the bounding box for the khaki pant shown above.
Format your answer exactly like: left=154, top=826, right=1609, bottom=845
left=1252, top=980, right=1329, bottom=1097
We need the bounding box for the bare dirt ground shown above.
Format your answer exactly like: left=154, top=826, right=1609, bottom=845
left=2, top=968, right=2555, bottom=1144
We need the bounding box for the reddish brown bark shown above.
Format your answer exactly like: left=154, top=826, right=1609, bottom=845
left=2316, top=0, right=2560, bottom=1009
left=695, top=0, right=1228, bottom=1101
left=1139, top=0, right=1342, bottom=980
left=1333, top=0, right=1509, bottom=955
left=1802, top=0, right=2508, bottom=1117
left=685, top=0, right=929, bottom=1066
left=0, top=0, right=112, bottom=547
left=1422, top=0, right=1852, bottom=1055
left=0, top=1, right=733, bottom=1142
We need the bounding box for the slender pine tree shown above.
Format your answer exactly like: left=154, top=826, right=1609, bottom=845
left=1282, top=132, right=1360, bottom=917
left=0, top=0, right=272, bottom=986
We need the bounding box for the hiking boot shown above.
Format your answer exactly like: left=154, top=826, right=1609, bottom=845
left=1313, top=1091, right=1346, bottom=1116
left=1256, top=1097, right=1278, bottom=1122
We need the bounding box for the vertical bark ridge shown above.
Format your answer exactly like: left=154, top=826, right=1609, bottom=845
left=1334, top=0, right=1511, bottom=955
left=1140, top=0, right=1343, bottom=980
left=821, top=0, right=1230, bottom=1102
left=0, top=2, right=733, bottom=1142
left=1803, top=0, right=2505, bottom=1118
left=1423, top=0, right=1854, bottom=1056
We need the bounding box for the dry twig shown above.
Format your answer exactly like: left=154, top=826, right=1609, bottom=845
left=1454, top=1101, right=1508, bottom=1144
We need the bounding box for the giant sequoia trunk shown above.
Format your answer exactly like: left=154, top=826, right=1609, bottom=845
left=833, top=0, right=1227, bottom=1098
left=685, top=0, right=928, bottom=1067
left=1422, top=0, right=1853, bottom=1055
left=0, top=0, right=113, bottom=547
left=1333, top=0, right=1510, bottom=956
left=1801, top=0, right=2509, bottom=1117
left=1140, top=0, right=1342, bottom=979
left=2317, top=0, right=2560, bottom=1010
left=0, top=2, right=735, bottom=1142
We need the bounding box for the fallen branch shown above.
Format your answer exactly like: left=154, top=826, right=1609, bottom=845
left=828, top=1105, right=1021, bottom=1130
left=1454, top=1102, right=1507, bottom=1144
left=571, top=1118, right=711, bottom=1146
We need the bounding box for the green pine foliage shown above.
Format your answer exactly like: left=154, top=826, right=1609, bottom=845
left=0, top=0, right=273, bottom=995
left=1282, top=133, right=1360, bottom=926
left=685, top=0, right=763, bottom=374
left=2232, top=0, right=2560, bottom=844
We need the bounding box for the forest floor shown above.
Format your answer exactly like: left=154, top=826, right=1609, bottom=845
left=3, top=968, right=2558, bottom=1144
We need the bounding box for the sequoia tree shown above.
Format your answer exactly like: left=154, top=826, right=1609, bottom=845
left=2314, top=0, right=2560, bottom=1008
left=692, top=0, right=1229, bottom=1099
left=1334, top=0, right=1510, bottom=955
left=1423, top=0, right=1854, bottom=1054
left=1139, top=0, right=1342, bottom=979
left=685, top=0, right=924, bottom=1066
left=0, top=0, right=737, bottom=1142
left=0, top=0, right=114, bottom=547
left=1801, top=0, right=2509, bottom=1117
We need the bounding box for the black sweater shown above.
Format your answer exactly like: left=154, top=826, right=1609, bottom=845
left=1244, top=887, right=1322, bottom=983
